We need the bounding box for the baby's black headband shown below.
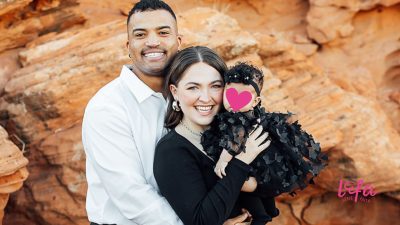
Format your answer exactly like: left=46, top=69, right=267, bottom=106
left=224, top=73, right=261, bottom=96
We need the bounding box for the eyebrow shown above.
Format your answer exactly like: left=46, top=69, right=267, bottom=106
left=132, top=26, right=172, bottom=33
left=157, top=26, right=172, bottom=30
left=184, top=80, right=223, bottom=86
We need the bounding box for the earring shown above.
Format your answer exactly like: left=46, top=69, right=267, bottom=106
left=172, top=100, right=181, bottom=111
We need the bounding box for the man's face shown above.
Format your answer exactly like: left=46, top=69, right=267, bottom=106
left=127, top=10, right=181, bottom=77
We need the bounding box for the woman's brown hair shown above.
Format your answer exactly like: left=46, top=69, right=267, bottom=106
left=164, top=46, right=228, bottom=129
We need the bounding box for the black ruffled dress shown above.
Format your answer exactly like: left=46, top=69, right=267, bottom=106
left=201, top=106, right=328, bottom=196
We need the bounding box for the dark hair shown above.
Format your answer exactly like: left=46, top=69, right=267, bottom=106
left=127, top=0, right=177, bottom=26
left=224, top=62, right=264, bottom=91
left=164, top=46, right=228, bottom=129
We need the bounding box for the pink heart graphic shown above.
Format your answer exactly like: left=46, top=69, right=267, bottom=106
left=226, top=88, right=252, bottom=112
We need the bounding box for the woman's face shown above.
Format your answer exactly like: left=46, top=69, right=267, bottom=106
left=170, top=62, right=224, bottom=130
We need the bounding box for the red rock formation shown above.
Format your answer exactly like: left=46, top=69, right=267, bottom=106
left=0, top=126, right=29, bottom=225
left=309, top=3, right=400, bottom=136
left=306, top=0, right=400, bottom=43
left=1, top=19, right=129, bottom=224
left=0, top=0, right=399, bottom=225
left=274, top=192, right=400, bottom=225
left=0, top=0, right=86, bottom=53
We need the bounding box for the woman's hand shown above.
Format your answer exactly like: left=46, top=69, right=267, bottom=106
left=223, top=209, right=252, bottom=225
left=235, top=126, right=271, bottom=164
left=241, top=176, right=257, bottom=192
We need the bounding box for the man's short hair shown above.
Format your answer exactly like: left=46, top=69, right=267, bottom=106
left=127, top=0, right=177, bottom=26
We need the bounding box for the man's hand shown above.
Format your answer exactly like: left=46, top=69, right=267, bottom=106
left=223, top=209, right=252, bottom=225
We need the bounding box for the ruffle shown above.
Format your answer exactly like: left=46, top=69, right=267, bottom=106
left=201, top=107, right=328, bottom=196
left=202, top=110, right=257, bottom=159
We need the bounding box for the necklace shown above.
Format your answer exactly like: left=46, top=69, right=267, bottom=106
left=181, top=121, right=202, bottom=137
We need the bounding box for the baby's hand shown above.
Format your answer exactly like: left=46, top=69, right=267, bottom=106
left=215, top=149, right=233, bottom=178
left=214, top=158, right=229, bottom=178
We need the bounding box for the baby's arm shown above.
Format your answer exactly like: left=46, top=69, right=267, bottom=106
left=214, top=149, right=233, bottom=178
left=215, top=150, right=258, bottom=192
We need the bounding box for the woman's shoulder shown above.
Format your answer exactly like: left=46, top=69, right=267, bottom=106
left=154, top=129, right=203, bottom=171
left=157, top=130, right=180, bottom=147
left=158, top=129, right=178, bottom=143
left=156, top=129, right=192, bottom=155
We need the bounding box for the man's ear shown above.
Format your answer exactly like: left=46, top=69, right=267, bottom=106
left=177, top=35, right=183, bottom=50
left=170, top=84, right=178, bottom=100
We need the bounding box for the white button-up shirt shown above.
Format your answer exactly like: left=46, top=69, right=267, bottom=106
left=82, top=65, right=183, bottom=225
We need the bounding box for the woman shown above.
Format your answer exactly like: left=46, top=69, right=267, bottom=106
left=154, top=46, right=271, bottom=225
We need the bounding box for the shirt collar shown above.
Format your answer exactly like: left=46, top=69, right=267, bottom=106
left=120, top=65, right=160, bottom=103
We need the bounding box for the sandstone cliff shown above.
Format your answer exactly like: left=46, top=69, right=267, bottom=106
left=0, top=126, right=28, bottom=225
left=0, top=0, right=399, bottom=225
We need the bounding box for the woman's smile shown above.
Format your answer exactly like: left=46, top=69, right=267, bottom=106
left=195, top=105, right=214, bottom=116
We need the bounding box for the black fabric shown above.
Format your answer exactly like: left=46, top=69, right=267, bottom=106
left=201, top=106, right=328, bottom=196
left=261, top=196, right=279, bottom=218
left=154, top=129, right=258, bottom=225
left=238, top=193, right=274, bottom=225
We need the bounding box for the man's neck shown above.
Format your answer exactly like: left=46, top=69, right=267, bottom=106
left=130, top=66, right=164, bottom=93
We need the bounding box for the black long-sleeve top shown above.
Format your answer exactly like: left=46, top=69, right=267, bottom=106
left=154, top=129, right=252, bottom=225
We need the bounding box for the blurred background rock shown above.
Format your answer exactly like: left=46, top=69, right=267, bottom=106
left=0, top=0, right=399, bottom=224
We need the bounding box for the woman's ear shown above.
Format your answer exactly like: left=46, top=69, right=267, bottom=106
left=170, top=84, right=178, bottom=100
left=253, top=96, right=261, bottom=107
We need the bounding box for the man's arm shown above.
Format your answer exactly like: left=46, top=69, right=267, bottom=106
left=82, top=105, right=182, bottom=225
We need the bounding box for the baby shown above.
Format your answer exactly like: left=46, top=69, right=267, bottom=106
left=201, top=62, right=328, bottom=225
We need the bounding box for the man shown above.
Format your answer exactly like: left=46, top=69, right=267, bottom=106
left=82, top=0, right=182, bottom=224
left=82, top=1, right=250, bottom=224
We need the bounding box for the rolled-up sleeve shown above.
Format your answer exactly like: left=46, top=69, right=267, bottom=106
left=82, top=105, right=182, bottom=225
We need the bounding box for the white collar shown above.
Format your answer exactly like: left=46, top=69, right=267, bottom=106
left=120, top=65, right=161, bottom=103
